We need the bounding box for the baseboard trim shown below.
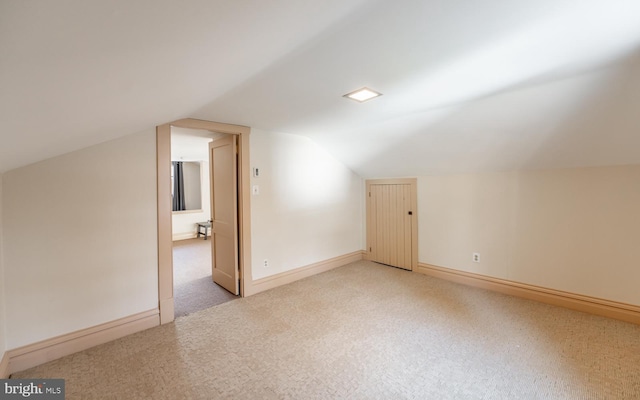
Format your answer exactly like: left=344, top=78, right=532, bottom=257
left=245, top=251, right=364, bottom=296
left=8, top=309, right=160, bottom=374
left=172, top=232, right=199, bottom=241
left=0, top=351, right=9, bottom=379
left=417, top=263, right=640, bottom=325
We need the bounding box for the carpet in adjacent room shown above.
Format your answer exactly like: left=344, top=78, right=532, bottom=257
left=173, top=238, right=237, bottom=318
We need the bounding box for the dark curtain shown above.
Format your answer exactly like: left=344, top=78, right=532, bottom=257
left=172, top=161, right=186, bottom=211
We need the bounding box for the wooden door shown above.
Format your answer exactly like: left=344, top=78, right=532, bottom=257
left=209, top=135, right=239, bottom=295
left=366, top=179, right=417, bottom=271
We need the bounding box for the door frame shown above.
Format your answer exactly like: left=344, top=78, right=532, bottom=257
left=365, top=178, right=418, bottom=271
left=156, top=118, right=252, bottom=324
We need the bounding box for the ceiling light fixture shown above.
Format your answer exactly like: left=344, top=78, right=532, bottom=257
left=343, top=87, right=382, bottom=103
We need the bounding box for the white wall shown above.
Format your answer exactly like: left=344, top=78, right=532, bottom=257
left=3, top=130, right=158, bottom=349
left=419, top=165, right=640, bottom=306
left=172, top=161, right=211, bottom=240
left=250, top=130, right=364, bottom=280
left=182, top=162, right=202, bottom=210
left=0, top=174, right=7, bottom=357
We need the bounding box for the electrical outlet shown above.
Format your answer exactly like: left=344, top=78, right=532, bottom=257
left=473, top=253, right=480, bottom=263
left=263, top=259, right=269, bottom=268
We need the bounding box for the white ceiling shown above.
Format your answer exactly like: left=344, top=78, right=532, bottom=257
left=2, top=0, right=640, bottom=176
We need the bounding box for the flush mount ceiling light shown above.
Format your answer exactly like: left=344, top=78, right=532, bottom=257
left=343, top=87, right=382, bottom=103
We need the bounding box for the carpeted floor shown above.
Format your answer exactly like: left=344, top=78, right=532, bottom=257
left=12, top=261, right=640, bottom=399
left=173, top=238, right=237, bottom=318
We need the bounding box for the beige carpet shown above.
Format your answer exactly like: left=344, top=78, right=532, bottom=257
left=12, top=261, right=640, bottom=399
left=173, top=238, right=237, bottom=318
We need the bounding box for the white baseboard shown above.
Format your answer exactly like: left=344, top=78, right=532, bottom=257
left=417, top=263, right=640, bottom=325
left=8, top=309, right=160, bottom=374
left=245, top=251, right=364, bottom=297
left=172, top=232, right=199, bottom=241
left=0, top=351, right=9, bottom=378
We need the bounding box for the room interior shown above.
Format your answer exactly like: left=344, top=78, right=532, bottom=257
left=170, top=127, right=221, bottom=241
left=1, top=0, right=639, bottom=396
left=170, top=127, right=238, bottom=317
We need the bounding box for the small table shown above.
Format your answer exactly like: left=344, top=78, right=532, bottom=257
left=196, top=221, right=211, bottom=240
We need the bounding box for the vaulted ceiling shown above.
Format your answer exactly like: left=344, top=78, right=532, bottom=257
left=2, top=0, right=640, bottom=176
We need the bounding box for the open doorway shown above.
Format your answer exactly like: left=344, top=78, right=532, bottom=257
left=170, top=127, right=237, bottom=317
left=157, top=119, right=253, bottom=325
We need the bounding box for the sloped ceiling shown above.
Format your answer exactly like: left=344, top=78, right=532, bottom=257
left=2, top=0, right=640, bottom=176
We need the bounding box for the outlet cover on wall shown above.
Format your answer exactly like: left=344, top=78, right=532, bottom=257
left=263, top=259, right=269, bottom=268
left=473, top=253, right=480, bottom=263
